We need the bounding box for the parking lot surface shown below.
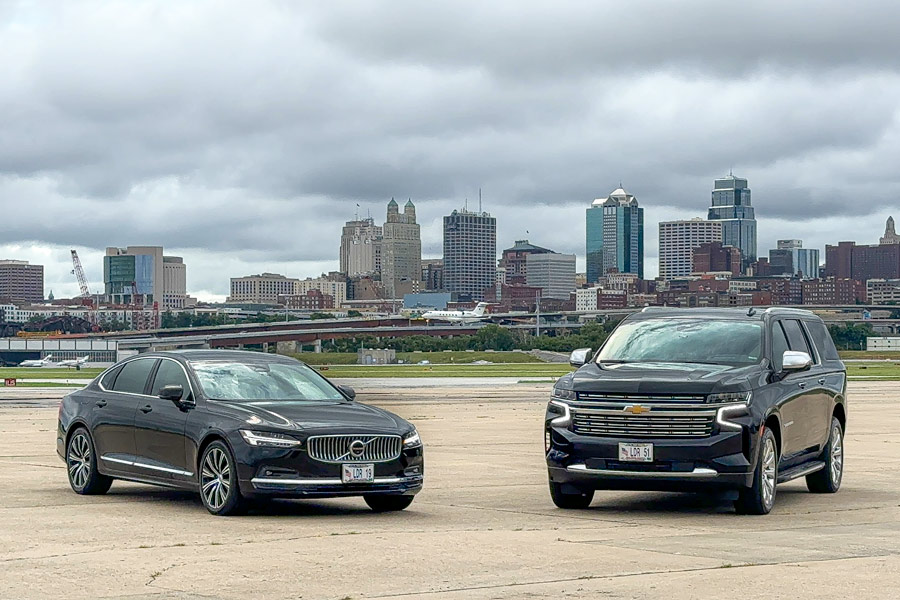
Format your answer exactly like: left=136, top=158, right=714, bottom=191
left=1, top=381, right=899, bottom=599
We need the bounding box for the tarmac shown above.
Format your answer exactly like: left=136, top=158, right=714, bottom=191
left=1, top=380, right=898, bottom=599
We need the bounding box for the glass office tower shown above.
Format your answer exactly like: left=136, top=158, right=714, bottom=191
left=707, top=175, right=757, bottom=271
left=586, top=187, right=644, bottom=283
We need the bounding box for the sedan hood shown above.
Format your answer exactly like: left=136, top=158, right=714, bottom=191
left=214, top=400, right=407, bottom=434
left=564, top=361, right=759, bottom=396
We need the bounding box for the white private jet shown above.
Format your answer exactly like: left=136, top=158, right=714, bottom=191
left=58, top=356, right=90, bottom=369
left=421, top=302, right=491, bottom=323
left=19, top=354, right=54, bottom=368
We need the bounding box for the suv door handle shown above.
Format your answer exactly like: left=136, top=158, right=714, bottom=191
left=818, top=378, right=826, bottom=385
left=95, top=400, right=107, bottom=408
left=140, top=405, right=153, bottom=414
left=798, top=382, right=807, bottom=389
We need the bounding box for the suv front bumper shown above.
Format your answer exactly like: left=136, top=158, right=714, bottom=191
left=547, top=430, right=755, bottom=491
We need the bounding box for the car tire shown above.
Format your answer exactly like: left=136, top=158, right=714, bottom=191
left=66, top=427, right=113, bottom=495
left=806, top=417, right=844, bottom=494
left=735, top=428, right=778, bottom=515
left=199, top=441, right=245, bottom=516
left=364, top=494, right=415, bottom=512
left=549, top=480, right=594, bottom=509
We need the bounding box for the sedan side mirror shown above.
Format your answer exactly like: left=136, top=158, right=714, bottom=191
left=159, top=384, right=185, bottom=402
left=781, top=350, right=812, bottom=373
left=569, top=348, right=593, bottom=368
left=338, top=385, right=356, bottom=400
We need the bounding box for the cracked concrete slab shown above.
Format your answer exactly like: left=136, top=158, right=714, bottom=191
left=1, top=381, right=898, bottom=599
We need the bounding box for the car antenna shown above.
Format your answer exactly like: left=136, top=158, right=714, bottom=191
left=747, top=307, right=756, bottom=317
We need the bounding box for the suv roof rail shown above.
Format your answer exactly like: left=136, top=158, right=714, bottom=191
left=763, top=307, right=816, bottom=316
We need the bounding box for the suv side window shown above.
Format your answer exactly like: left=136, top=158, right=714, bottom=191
left=771, top=322, right=790, bottom=371
left=112, top=359, right=156, bottom=395
left=781, top=319, right=814, bottom=360
left=805, top=320, right=841, bottom=361
left=152, top=360, right=191, bottom=400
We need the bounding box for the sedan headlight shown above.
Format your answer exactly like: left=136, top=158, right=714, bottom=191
left=239, top=430, right=302, bottom=448
left=403, top=429, right=422, bottom=448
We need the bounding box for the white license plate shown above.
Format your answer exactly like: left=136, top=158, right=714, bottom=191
left=618, top=442, right=653, bottom=463
left=342, top=463, right=374, bottom=483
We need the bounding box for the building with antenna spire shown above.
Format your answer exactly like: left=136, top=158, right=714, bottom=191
left=443, top=205, right=497, bottom=301
left=707, top=174, right=757, bottom=270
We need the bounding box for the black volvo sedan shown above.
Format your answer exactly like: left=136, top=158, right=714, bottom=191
left=57, top=350, right=424, bottom=515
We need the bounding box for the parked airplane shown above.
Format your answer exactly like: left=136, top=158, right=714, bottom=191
left=421, top=302, right=491, bottom=323
left=57, top=356, right=90, bottom=369
left=18, top=354, right=54, bottom=368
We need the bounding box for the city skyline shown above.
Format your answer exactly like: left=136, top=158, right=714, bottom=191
left=2, top=2, right=900, bottom=301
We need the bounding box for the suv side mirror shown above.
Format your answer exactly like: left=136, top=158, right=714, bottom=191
left=781, top=350, right=812, bottom=372
left=338, top=385, right=356, bottom=400
left=569, top=348, right=592, bottom=368
left=159, top=385, right=185, bottom=402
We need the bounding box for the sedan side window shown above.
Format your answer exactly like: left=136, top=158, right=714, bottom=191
left=112, top=359, right=157, bottom=395
left=99, top=365, right=123, bottom=390
left=771, top=322, right=789, bottom=371
left=153, top=360, right=191, bottom=400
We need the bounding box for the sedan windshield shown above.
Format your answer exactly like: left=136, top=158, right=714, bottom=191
left=190, top=360, right=346, bottom=402
left=596, top=318, right=763, bottom=366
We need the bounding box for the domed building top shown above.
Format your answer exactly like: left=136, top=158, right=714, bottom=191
left=592, top=185, right=637, bottom=207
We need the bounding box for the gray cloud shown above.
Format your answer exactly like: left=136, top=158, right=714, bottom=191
left=1, top=0, right=899, bottom=299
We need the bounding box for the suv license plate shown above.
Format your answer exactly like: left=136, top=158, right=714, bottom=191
left=342, top=463, right=375, bottom=483
left=619, top=442, right=653, bottom=463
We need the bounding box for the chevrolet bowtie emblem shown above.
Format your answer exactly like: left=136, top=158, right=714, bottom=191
left=624, top=405, right=650, bottom=415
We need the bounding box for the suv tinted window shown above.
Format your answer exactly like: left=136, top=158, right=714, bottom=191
left=805, top=320, right=841, bottom=361
left=153, top=360, right=190, bottom=399
left=771, top=322, right=790, bottom=371
left=112, top=359, right=156, bottom=395
left=781, top=319, right=814, bottom=359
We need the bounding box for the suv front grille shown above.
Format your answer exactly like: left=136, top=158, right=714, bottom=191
left=572, top=410, right=715, bottom=438
left=306, top=435, right=402, bottom=463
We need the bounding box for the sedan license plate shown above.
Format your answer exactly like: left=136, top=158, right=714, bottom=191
left=619, top=442, right=653, bottom=463
left=342, top=463, right=374, bottom=483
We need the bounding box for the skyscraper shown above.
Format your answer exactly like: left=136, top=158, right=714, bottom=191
left=339, top=217, right=382, bottom=277
left=881, top=216, right=900, bottom=245
left=443, top=207, right=497, bottom=301
left=586, top=187, right=644, bottom=283
left=658, top=219, right=723, bottom=279
left=707, top=174, right=757, bottom=270
left=381, top=199, right=421, bottom=299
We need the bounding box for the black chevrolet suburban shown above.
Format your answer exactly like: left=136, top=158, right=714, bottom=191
left=545, top=307, right=846, bottom=514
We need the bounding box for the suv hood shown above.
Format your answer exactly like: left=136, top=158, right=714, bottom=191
left=214, top=400, right=408, bottom=433
left=564, top=361, right=759, bottom=396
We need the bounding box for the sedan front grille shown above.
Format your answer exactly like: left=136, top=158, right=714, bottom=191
left=307, top=435, right=402, bottom=463
left=572, top=407, right=716, bottom=439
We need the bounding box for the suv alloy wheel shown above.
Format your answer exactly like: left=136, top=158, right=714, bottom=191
left=735, top=428, right=778, bottom=515
left=806, top=417, right=844, bottom=493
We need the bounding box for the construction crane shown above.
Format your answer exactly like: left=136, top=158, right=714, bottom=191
left=70, top=250, right=91, bottom=298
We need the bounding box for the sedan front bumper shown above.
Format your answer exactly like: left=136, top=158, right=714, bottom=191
left=247, top=473, right=424, bottom=497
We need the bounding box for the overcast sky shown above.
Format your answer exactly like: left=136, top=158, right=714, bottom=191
left=2, top=1, right=899, bottom=301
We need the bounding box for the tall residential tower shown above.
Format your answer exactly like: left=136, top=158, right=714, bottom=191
left=707, top=174, right=757, bottom=271
left=443, top=207, right=497, bottom=301
left=586, top=186, right=644, bottom=283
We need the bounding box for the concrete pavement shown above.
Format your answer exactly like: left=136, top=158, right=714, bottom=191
left=0, top=381, right=898, bottom=599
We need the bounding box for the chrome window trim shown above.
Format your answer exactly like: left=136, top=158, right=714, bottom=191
left=98, top=356, right=196, bottom=401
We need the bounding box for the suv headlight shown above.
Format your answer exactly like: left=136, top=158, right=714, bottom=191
left=548, top=399, right=572, bottom=426
left=551, top=388, right=576, bottom=402
left=403, top=429, right=422, bottom=448
left=239, top=430, right=302, bottom=448
left=707, top=392, right=751, bottom=405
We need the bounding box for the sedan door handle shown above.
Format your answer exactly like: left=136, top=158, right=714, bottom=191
left=95, top=400, right=107, bottom=408
left=140, top=405, right=153, bottom=414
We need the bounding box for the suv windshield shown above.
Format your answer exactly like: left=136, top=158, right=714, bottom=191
left=596, top=318, right=763, bottom=366
left=190, top=360, right=346, bottom=402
